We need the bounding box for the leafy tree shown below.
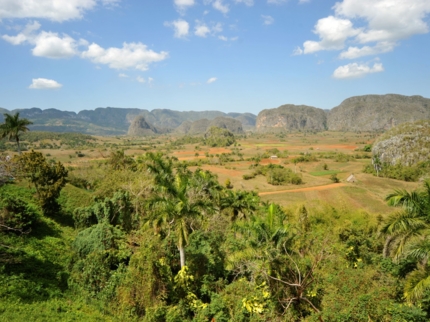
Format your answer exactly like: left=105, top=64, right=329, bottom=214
left=0, top=112, right=33, bottom=154
left=15, top=151, right=68, bottom=215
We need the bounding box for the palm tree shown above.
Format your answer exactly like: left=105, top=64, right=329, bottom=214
left=381, top=180, right=430, bottom=303
left=220, top=189, right=259, bottom=221
left=144, top=153, right=214, bottom=268
left=0, top=112, right=33, bottom=154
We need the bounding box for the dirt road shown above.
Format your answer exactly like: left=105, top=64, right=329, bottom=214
left=258, top=183, right=347, bottom=196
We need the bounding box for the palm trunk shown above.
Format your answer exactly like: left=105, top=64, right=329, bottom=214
left=383, top=235, right=394, bottom=258
left=16, top=137, right=21, bottom=154
left=179, top=245, right=185, bottom=268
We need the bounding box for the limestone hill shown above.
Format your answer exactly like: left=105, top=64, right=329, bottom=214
left=176, top=117, right=244, bottom=135
left=128, top=116, right=158, bottom=136
left=256, top=104, right=327, bottom=132
left=328, top=94, right=430, bottom=131
left=372, top=120, right=430, bottom=166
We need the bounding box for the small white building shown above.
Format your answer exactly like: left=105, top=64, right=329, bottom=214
left=270, top=155, right=278, bottom=160
left=347, top=174, right=357, bottom=183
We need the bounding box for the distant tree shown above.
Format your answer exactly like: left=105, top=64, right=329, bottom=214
left=0, top=112, right=33, bottom=154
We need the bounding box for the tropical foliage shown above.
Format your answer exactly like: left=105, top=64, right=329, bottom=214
left=1, top=147, right=430, bottom=321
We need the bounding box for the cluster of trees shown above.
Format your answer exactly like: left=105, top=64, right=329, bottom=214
left=243, top=164, right=303, bottom=185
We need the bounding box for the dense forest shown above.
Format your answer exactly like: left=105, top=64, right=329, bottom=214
left=1, top=146, right=430, bottom=321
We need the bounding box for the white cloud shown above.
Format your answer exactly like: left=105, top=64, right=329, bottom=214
left=0, top=0, right=117, bottom=22
left=148, top=77, right=154, bottom=84
left=303, top=16, right=359, bottom=54
left=301, top=0, right=430, bottom=58
left=32, top=31, right=79, bottom=58
left=119, top=73, right=128, bottom=78
left=339, top=41, right=396, bottom=59
left=333, top=62, right=384, bottom=79
left=235, top=0, right=254, bottom=6
left=195, top=21, right=211, bottom=37
left=29, top=78, right=62, bottom=89
left=165, top=19, right=190, bottom=38
left=207, top=77, right=217, bottom=83
left=194, top=21, right=222, bottom=37
left=174, top=0, right=195, bottom=7
left=213, top=0, right=229, bottom=14
left=174, top=0, right=195, bottom=13
left=2, top=21, right=80, bottom=58
left=262, top=15, right=274, bottom=25
left=81, top=42, right=168, bottom=70
left=136, top=76, right=145, bottom=83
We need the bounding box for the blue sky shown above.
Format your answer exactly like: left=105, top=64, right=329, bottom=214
left=1, top=0, right=429, bottom=114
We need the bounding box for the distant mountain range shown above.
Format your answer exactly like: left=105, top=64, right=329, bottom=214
left=0, top=94, right=429, bottom=135
left=0, top=107, right=256, bottom=135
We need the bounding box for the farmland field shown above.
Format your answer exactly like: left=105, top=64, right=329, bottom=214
left=5, top=130, right=420, bottom=216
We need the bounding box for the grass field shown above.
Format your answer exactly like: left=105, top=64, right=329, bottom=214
left=3, top=130, right=420, bottom=217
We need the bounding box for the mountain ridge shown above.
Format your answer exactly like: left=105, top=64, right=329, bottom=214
left=1, top=94, right=429, bottom=135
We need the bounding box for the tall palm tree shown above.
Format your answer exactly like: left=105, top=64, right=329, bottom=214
left=0, top=112, right=33, bottom=154
left=144, top=153, right=214, bottom=268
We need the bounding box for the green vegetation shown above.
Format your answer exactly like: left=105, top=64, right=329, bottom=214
left=2, top=126, right=430, bottom=321
left=204, top=126, right=236, bottom=147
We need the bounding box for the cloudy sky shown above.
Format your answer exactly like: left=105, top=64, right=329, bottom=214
left=1, top=0, right=429, bottom=113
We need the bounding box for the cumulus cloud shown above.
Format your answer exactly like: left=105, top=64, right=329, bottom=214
left=339, top=41, right=396, bottom=59
left=32, top=31, right=79, bottom=58
left=2, top=21, right=80, bottom=58
left=195, top=22, right=211, bottom=37
left=136, top=76, right=145, bottom=83
left=2, top=21, right=168, bottom=71
left=0, top=0, right=117, bottom=22
left=165, top=19, right=190, bottom=38
left=29, top=78, right=62, bottom=89
left=333, top=62, right=384, bottom=79
left=207, top=77, right=217, bottom=83
left=303, top=16, right=359, bottom=54
left=174, top=0, right=195, bottom=13
left=81, top=42, right=168, bottom=70
left=262, top=15, right=274, bottom=25
left=194, top=21, right=222, bottom=37
left=118, top=73, right=128, bottom=78
left=300, top=0, right=430, bottom=58
left=213, top=0, right=229, bottom=14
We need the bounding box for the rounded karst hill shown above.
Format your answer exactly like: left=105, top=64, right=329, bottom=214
left=372, top=120, right=430, bottom=166
left=256, top=104, right=327, bottom=132
left=128, top=115, right=157, bottom=136
left=328, top=94, right=430, bottom=131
